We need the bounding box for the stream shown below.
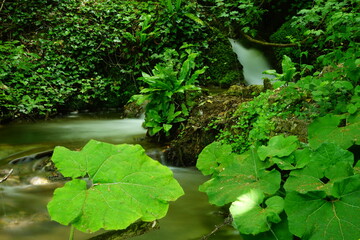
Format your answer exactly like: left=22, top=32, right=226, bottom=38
left=0, top=113, right=240, bottom=240
left=229, top=38, right=273, bottom=85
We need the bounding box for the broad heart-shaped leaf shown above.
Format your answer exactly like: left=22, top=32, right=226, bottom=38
left=308, top=113, right=360, bottom=149
left=52, top=140, right=143, bottom=178
left=257, top=135, right=299, bottom=161
left=199, top=149, right=281, bottom=206
left=48, top=140, right=184, bottom=232
left=284, top=175, right=360, bottom=240
left=196, top=142, right=235, bottom=176
left=242, top=215, right=293, bottom=240
left=355, top=161, right=360, bottom=175
left=230, top=189, right=284, bottom=235
left=284, top=143, right=354, bottom=194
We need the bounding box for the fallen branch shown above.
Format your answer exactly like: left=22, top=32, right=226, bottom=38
left=200, top=215, right=233, bottom=240
left=0, top=169, right=13, bottom=183
left=239, top=31, right=301, bottom=47
left=0, top=0, right=5, bottom=13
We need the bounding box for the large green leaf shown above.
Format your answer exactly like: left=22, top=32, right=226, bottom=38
left=257, top=135, right=299, bottom=161
left=230, top=189, right=284, bottom=235
left=196, top=142, right=235, bottom=176
left=242, top=216, right=293, bottom=240
left=355, top=161, right=360, bottom=175
left=284, top=143, right=354, bottom=194
left=48, top=140, right=184, bottom=232
left=284, top=175, right=360, bottom=240
left=281, top=55, right=297, bottom=82
left=198, top=149, right=281, bottom=206
left=308, top=113, right=360, bottom=149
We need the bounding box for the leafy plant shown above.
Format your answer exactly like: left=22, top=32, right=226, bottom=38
left=308, top=113, right=360, bottom=149
left=263, top=55, right=299, bottom=88
left=216, top=86, right=308, bottom=154
left=0, top=0, right=212, bottom=122
left=47, top=139, right=184, bottom=238
left=131, top=48, right=206, bottom=138
left=197, top=113, right=360, bottom=240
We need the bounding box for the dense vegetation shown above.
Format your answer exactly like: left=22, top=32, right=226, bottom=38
left=1, top=0, right=359, bottom=239
left=0, top=0, right=222, bottom=122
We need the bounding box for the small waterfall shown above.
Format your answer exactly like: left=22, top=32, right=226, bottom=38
left=229, top=38, right=273, bottom=85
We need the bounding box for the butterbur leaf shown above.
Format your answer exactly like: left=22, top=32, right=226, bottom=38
left=284, top=143, right=354, bottom=194
left=196, top=142, right=235, bottom=176
left=51, top=147, right=86, bottom=178
left=257, top=135, right=299, bottom=161
left=48, top=179, right=87, bottom=226
left=48, top=140, right=184, bottom=232
left=285, top=175, right=360, bottom=240
left=230, top=189, right=284, bottom=235
left=355, top=161, right=360, bottom=175
left=308, top=113, right=360, bottom=149
left=293, top=147, right=312, bottom=168
left=272, top=155, right=297, bottom=170
left=199, top=150, right=281, bottom=206
left=242, top=216, right=293, bottom=240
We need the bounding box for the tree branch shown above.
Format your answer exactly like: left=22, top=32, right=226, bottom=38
left=239, top=31, right=300, bottom=47
left=200, top=215, right=232, bottom=240
left=0, top=169, right=13, bottom=183
left=0, top=0, right=5, bottom=13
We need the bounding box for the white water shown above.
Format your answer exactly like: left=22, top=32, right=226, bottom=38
left=229, top=38, right=273, bottom=85
left=0, top=114, right=147, bottom=147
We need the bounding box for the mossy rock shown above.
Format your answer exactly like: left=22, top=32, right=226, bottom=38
left=269, top=20, right=304, bottom=65
left=204, top=37, right=244, bottom=87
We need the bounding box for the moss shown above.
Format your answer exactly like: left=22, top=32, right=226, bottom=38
left=269, top=20, right=304, bottom=65
left=204, top=37, right=244, bottom=87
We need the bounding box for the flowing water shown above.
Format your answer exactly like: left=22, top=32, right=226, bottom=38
left=0, top=113, right=241, bottom=240
left=229, top=38, right=273, bottom=85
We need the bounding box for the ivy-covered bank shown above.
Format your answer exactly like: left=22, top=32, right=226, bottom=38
left=0, top=0, right=240, bottom=123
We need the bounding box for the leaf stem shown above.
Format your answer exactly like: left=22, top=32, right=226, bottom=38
left=69, top=225, right=75, bottom=240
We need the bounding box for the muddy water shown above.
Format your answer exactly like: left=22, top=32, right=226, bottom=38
left=0, top=113, right=241, bottom=240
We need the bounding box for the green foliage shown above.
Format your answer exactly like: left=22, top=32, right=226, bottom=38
left=199, top=0, right=267, bottom=36
left=295, top=49, right=360, bottom=116
left=270, top=0, right=360, bottom=66
left=197, top=113, right=360, bottom=239
left=0, top=0, right=212, bottom=121
left=218, top=43, right=358, bottom=153
left=0, top=40, right=49, bottom=118
left=217, top=91, right=274, bottom=153
left=285, top=178, right=360, bottom=240
left=269, top=20, right=304, bottom=63
left=48, top=139, right=184, bottom=233
left=132, top=48, right=205, bottom=137
left=197, top=146, right=281, bottom=206
left=230, top=189, right=284, bottom=235
left=263, top=55, right=298, bottom=88
left=257, top=135, right=298, bottom=159
left=216, top=86, right=308, bottom=153
left=308, top=113, right=360, bottom=150
left=196, top=142, right=235, bottom=176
